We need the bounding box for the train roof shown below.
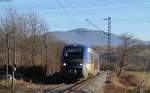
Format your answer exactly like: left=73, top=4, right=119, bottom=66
left=63, top=44, right=99, bottom=55
left=64, top=44, right=88, bottom=48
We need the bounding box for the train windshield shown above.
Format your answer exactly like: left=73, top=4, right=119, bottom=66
left=64, top=47, right=83, bottom=59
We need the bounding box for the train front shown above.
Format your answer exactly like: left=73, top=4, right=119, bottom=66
left=61, top=44, right=85, bottom=77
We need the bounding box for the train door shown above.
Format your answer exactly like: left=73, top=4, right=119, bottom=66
left=94, top=54, right=99, bottom=74
left=85, top=52, right=92, bottom=74
left=91, top=53, right=95, bottom=73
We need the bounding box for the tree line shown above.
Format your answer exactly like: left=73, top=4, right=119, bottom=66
left=0, top=9, right=64, bottom=77
left=0, top=9, right=149, bottom=80
left=93, top=33, right=150, bottom=77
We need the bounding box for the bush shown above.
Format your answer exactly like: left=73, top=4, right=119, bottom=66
left=127, top=89, right=139, bottom=93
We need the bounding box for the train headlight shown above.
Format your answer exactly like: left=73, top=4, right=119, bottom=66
left=80, top=63, right=83, bottom=66
left=88, top=48, right=91, bottom=52
left=63, top=63, right=67, bottom=66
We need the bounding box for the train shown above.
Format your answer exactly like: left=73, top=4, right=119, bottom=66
left=61, top=44, right=100, bottom=78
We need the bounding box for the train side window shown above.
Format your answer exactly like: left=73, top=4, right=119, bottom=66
left=65, top=53, right=68, bottom=56
left=88, top=52, right=93, bottom=63
left=94, top=55, right=98, bottom=69
left=91, top=53, right=94, bottom=64
left=88, top=53, right=91, bottom=63
left=88, top=52, right=95, bottom=64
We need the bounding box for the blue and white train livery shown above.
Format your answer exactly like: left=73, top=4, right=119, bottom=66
left=61, top=44, right=100, bottom=78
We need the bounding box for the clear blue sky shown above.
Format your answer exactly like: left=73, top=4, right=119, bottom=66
left=0, top=0, right=150, bottom=41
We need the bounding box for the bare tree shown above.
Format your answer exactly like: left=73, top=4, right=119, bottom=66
left=25, top=11, right=47, bottom=65
left=116, top=33, right=136, bottom=77
left=0, top=9, right=19, bottom=86
left=0, top=8, right=65, bottom=82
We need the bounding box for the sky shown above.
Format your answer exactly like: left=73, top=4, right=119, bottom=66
left=0, top=0, right=150, bottom=41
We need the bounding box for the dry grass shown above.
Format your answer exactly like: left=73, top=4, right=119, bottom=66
left=0, top=79, right=14, bottom=87
left=104, top=71, right=150, bottom=93
left=0, top=79, right=48, bottom=93
left=126, top=71, right=150, bottom=88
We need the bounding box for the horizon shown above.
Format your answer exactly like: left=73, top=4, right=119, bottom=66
left=0, top=0, right=150, bottom=41
left=49, top=27, right=150, bottom=42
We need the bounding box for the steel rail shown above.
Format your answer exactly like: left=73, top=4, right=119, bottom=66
left=62, top=72, right=104, bottom=93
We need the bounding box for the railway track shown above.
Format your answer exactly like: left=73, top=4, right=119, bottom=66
left=41, top=72, right=105, bottom=93
left=43, top=83, right=66, bottom=93
left=43, top=75, right=98, bottom=93
left=61, top=72, right=104, bottom=93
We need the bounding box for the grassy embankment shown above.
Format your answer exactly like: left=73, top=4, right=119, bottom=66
left=105, top=71, right=150, bottom=93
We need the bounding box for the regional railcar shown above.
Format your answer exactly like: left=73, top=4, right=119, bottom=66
left=61, top=44, right=100, bottom=78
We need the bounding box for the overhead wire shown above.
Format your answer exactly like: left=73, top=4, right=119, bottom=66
left=0, top=0, right=149, bottom=26
left=64, top=0, right=150, bottom=28
left=66, top=0, right=106, bottom=31
left=0, top=0, right=150, bottom=10
left=65, top=0, right=88, bottom=29
left=56, top=0, right=78, bottom=28
left=85, top=19, right=104, bottom=31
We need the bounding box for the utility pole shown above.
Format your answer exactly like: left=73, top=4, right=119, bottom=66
left=11, top=65, right=16, bottom=91
left=104, top=17, right=112, bottom=83
left=13, top=26, right=16, bottom=66
left=140, top=56, right=146, bottom=93
left=44, top=36, right=48, bottom=82
left=32, top=31, right=36, bottom=65
left=6, top=33, right=9, bottom=86
left=12, top=27, right=16, bottom=90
